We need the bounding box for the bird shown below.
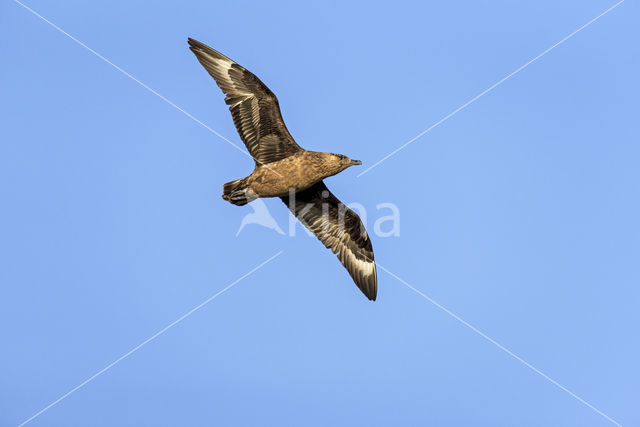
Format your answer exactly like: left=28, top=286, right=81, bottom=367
left=188, top=38, right=377, bottom=300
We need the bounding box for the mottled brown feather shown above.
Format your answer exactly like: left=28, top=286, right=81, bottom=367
left=281, top=182, right=377, bottom=300
left=188, top=38, right=302, bottom=165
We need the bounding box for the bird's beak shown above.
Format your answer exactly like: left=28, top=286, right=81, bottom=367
left=350, top=159, right=362, bottom=166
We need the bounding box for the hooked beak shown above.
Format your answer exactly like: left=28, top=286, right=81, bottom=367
left=350, top=159, right=362, bottom=166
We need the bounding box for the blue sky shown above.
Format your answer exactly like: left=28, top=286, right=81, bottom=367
left=1, top=0, right=638, bottom=425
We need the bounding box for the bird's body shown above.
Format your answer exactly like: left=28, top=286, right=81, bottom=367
left=223, top=151, right=361, bottom=202
left=188, top=38, right=377, bottom=300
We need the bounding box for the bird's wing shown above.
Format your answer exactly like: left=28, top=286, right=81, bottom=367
left=188, top=38, right=303, bottom=166
left=281, top=181, right=377, bottom=300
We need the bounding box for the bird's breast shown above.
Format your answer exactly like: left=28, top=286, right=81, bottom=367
left=248, top=154, right=328, bottom=198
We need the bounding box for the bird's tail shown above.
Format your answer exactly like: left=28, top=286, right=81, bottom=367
left=222, top=178, right=253, bottom=206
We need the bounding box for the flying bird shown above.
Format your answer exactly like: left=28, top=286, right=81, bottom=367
left=188, top=38, right=377, bottom=300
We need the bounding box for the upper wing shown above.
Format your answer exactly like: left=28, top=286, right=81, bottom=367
left=188, top=38, right=302, bottom=166
left=281, top=182, right=377, bottom=300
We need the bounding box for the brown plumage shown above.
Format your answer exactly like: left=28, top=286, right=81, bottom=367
left=188, top=38, right=377, bottom=300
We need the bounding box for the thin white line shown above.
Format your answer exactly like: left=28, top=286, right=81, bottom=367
left=357, top=0, right=624, bottom=177
left=376, top=262, right=622, bottom=426
left=18, top=251, right=284, bottom=427
left=13, top=0, right=282, bottom=176
left=12, top=0, right=236, bottom=151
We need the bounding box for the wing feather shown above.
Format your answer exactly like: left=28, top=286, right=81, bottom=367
left=188, top=38, right=302, bottom=165
left=281, top=182, right=377, bottom=300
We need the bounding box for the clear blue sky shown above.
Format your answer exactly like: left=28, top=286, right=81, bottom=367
left=1, top=0, right=638, bottom=426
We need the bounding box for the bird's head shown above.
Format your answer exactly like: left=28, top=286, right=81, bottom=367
left=323, top=153, right=362, bottom=174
